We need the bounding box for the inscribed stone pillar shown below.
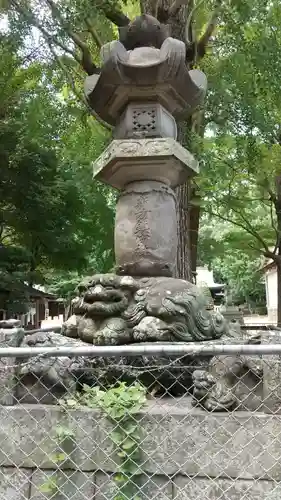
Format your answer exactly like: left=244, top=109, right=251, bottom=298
left=115, top=181, right=177, bottom=276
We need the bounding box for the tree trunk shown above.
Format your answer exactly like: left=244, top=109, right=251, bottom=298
left=275, top=175, right=281, bottom=327
left=142, top=0, right=195, bottom=282
left=176, top=174, right=192, bottom=280
left=276, top=259, right=281, bottom=327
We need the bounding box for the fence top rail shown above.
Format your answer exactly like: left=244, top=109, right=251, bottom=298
left=0, top=343, right=281, bottom=358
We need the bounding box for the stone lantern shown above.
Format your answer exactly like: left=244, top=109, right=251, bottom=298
left=62, top=15, right=228, bottom=349
left=85, top=33, right=207, bottom=278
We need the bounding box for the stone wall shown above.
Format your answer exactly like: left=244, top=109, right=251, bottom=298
left=1, top=402, right=281, bottom=499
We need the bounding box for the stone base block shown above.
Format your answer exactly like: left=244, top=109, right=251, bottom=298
left=1, top=405, right=281, bottom=499
left=1, top=405, right=281, bottom=479
left=0, top=468, right=31, bottom=499
left=30, top=470, right=94, bottom=500
left=95, top=472, right=172, bottom=500
left=174, top=477, right=281, bottom=500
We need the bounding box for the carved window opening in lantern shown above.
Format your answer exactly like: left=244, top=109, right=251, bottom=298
left=114, top=103, right=177, bottom=140
left=132, top=108, right=157, bottom=133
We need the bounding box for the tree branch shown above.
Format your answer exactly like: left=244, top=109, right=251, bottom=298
left=221, top=201, right=271, bottom=252
left=45, top=0, right=98, bottom=75
left=206, top=207, right=270, bottom=254
left=11, top=0, right=97, bottom=74
left=207, top=210, right=253, bottom=234
left=168, top=0, right=189, bottom=17
left=11, top=0, right=71, bottom=54
left=48, top=44, right=111, bottom=131
left=103, top=7, right=130, bottom=27
left=185, top=0, right=205, bottom=44
left=50, top=37, right=80, bottom=63
left=139, top=1, right=146, bottom=14
left=247, top=243, right=279, bottom=264
left=267, top=186, right=278, bottom=206
left=146, top=0, right=160, bottom=17
left=85, top=19, right=102, bottom=49
left=197, top=0, right=222, bottom=60
left=269, top=198, right=279, bottom=239
left=232, top=208, right=267, bottom=247
left=247, top=243, right=266, bottom=255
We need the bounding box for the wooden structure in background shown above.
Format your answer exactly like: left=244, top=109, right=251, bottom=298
left=0, top=285, right=65, bottom=328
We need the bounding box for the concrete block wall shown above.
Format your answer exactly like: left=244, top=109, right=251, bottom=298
left=2, top=467, right=281, bottom=499
left=1, top=403, right=281, bottom=499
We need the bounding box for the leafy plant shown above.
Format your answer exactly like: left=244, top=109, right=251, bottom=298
left=39, top=423, right=75, bottom=496
left=39, top=476, right=59, bottom=495
left=78, top=382, right=147, bottom=500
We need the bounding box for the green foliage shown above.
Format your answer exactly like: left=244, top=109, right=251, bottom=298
left=80, top=382, right=147, bottom=418
left=78, top=382, right=147, bottom=500
left=39, top=477, right=59, bottom=495
left=199, top=137, right=276, bottom=274
left=0, top=46, right=84, bottom=305
left=39, top=423, right=75, bottom=495
left=57, top=383, right=146, bottom=498
left=55, top=424, right=76, bottom=441
left=198, top=217, right=266, bottom=306
left=0, top=246, right=31, bottom=313
left=0, top=27, right=115, bottom=309
left=213, top=253, right=265, bottom=306
left=196, top=0, right=281, bottom=310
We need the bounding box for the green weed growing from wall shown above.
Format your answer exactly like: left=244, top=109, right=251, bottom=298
left=79, top=382, right=147, bottom=500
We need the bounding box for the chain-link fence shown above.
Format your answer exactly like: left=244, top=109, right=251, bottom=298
left=1, top=340, right=281, bottom=499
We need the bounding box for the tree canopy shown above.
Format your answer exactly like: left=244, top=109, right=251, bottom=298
left=0, top=28, right=114, bottom=310
left=196, top=0, right=281, bottom=313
